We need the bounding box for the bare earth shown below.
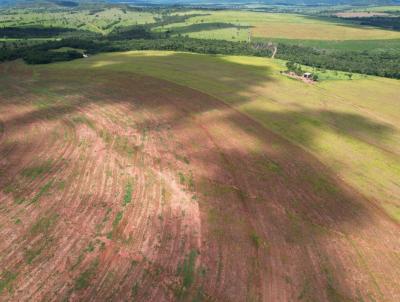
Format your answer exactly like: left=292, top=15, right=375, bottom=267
left=0, top=62, right=399, bottom=301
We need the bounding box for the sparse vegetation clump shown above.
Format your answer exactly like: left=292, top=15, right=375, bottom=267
left=24, top=242, right=47, bottom=264
left=74, top=259, right=99, bottom=290
left=286, top=61, right=304, bottom=76
left=71, top=115, right=96, bottom=130
left=123, top=181, right=133, bottom=206
left=29, top=213, right=59, bottom=237
left=250, top=232, right=261, bottom=249
left=0, top=271, right=17, bottom=294
left=175, top=250, right=199, bottom=300
left=30, top=180, right=53, bottom=204
left=112, top=211, right=123, bottom=228
left=21, top=161, right=52, bottom=180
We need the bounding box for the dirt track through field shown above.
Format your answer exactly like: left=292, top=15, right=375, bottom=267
left=0, top=63, right=399, bottom=301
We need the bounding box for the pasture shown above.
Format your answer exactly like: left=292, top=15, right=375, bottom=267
left=0, top=7, right=155, bottom=34
left=0, top=51, right=399, bottom=301
left=161, top=10, right=400, bottom=40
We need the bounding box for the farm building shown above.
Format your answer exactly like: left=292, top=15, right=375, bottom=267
left=303, top=72, right=313, bottom=79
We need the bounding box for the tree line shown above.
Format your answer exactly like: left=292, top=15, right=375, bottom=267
left=1, top=21, right=400, bottom=79
left=335, top=16, right=400, bottom=31
left=275, top=44, right=400, bottom=79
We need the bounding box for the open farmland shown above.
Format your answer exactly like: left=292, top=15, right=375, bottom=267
left=0, top=52, right=399, bottom=301
left=0, top=7, right=155, bottom=34
left=64, top=51, right=400, bottom=221
left=159, top=10, right=400, bottom=41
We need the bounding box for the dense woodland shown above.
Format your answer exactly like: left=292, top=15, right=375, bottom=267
left=0, top=26, right=79, bottom=38
left=336, top=16, right=400, bottom=31
left=276, top=44, right=400, bottom=78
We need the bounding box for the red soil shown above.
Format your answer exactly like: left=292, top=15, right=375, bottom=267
left=0, top=62, right=398, bottom=301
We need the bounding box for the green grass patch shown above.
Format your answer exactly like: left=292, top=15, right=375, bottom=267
left=30, top=180, right=53, bottom=204
left=114, top=135, right=138, bottom=157
left=107, top=211, right=123, bottom=240
left=131, top=281, right=140, bottom=299
left=71, top=115, right=96, bottom=130
left=24, top=241, right=48, bottom=264
left=112, top=211, right=123, bottom=228
left=175, top=154, right=190, bottom=164
left=123, top=181, right=133, bottom=206
left=383, top=203, right=400, bottom=222
left=178, top=171, right=195, bottom=191
left=57, top=180, right=66, bottom=191
left=29, top=213, right=58, bottom=236
left=33, top=98, right=54, bottom=110
left=14, top=197, right=26, bottom=205
left=309, top=176, right=338, bottom=195
left=178, top=172, right=186, bottom=185
left=182, top=250, right=197, bottom=288
left=175, top=249, right=198, bottom=300
left=298, top=278, right=314, bottom=301
left=103, top=208, right=112, bottom=223
left=0, top=271, right=17, bottom=294
left=300, top=65, right=367, bottom=82
left=263, top=160, right=282, bottom=174
left=85, top=242, right=95, bottom=253
left=70, top=253, right=84, bottom=271
left=21, top=160, right=52, bottom=180
left=250, top=232, right=261, bottom=249
left=322, top=265, right=354, bottom=302
left=3, top=183, right=18, bottom=194
left=99, top=131, right=138, bottom=157
left=99, top=129, right=113, bottom=145
left=51, top=47, right=85, bottom=54
left=74, top=258, right=99, bottom=291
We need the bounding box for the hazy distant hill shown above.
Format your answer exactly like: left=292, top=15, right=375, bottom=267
left=1, top=0, right=400, bottom=7
left=0, top=0, right=102, bottom=7
left=106, top=0, right=400, bottom=5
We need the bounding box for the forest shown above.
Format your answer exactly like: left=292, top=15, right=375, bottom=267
left=2, top=30, right=400, bottom=79
left=336, top=16, right=400, bottom=31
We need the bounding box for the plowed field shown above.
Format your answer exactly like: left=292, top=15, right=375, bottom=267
left=0, top=55, right=399, bottom=301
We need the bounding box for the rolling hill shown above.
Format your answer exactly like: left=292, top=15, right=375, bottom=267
left=0, top=52, right=399, bottom=301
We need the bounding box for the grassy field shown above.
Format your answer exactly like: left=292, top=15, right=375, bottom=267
left=3, top=7, right=400, bottom=53
left=160, top=10, right=400, bottom=41
left=0, top=7, right=155, bottom=34
left=0, top=51, right=399, bottom=301
left=56, top=51, right=400, bottom=221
